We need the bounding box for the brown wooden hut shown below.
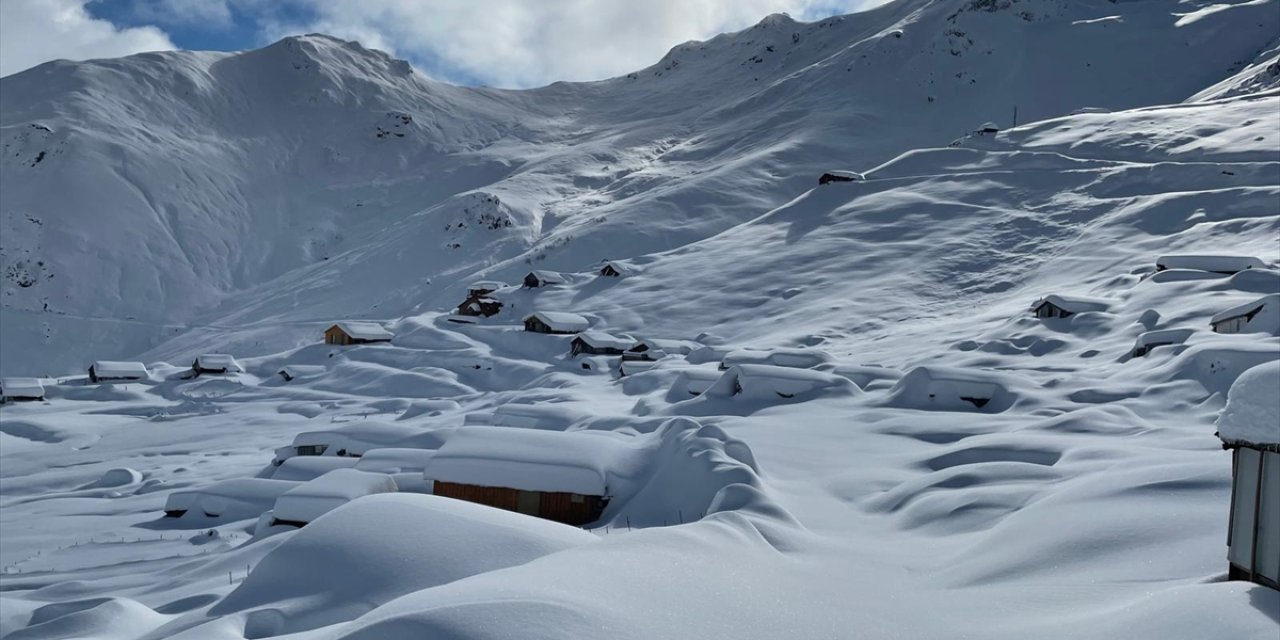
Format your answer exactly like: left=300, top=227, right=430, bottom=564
left=456, top=295, right=504, bottom=318
left=424, top=426, right=632, bottom=526
left=324, top=322, right=394, bottom=345
left=570, top=331, right=632, bottom=356
left=522, top=311, right=590, bottom=335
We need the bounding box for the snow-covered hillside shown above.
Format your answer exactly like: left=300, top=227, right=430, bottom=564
left=2, top=0, right=1279, bottom=375
left=1, top=0, right=1279, bottom=639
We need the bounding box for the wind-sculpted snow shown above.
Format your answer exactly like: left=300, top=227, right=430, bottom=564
left=3, top=2, right=1280, bottom=639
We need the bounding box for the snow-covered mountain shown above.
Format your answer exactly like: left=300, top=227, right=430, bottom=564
left=2, top=0, right=1278, bottom=375
left=1, top=1, right=1279, bottom=639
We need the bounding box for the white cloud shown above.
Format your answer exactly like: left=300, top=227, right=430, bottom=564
left=269, top=0, right=884, bottom=88
left=0, top=0, right=176, bottom=77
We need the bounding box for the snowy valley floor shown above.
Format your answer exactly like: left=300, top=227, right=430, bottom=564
left=2, top=93, right=1280, bottom=638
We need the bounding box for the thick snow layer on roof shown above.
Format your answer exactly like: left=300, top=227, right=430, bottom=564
left=212, top=494, right=595, bottom=636
left=289, top=422, right=424, bottom=449
left=707, top=364, right=855, bottom=400
left=1034, top=294, right=1112, bottom=314
left=164, top=478, right=300, bottom=519
left=194, top=354, right=242, bottom=371
left=1210, top=294, right=1280, bottom=334
left=528, top=270, right=564, bottom=283
left=575, top=330, right=633, bottom=350
left=90, top=361, right=148, bottom=378
left=722, top=348, right=833, bottom=370
left=634, top=338, right=698, bottom=354
left=468, top=280, right=505, bottom=291
left=486, top=403, right=586, bottom=430
left=272, top=456, right=360, bottom=482
left=333, top=321, right=394, bottom=340
left=524, top=311, right=590, bottom=332
left=886, top=366, right=1019, bottom=413
left=425, top=426, right=637, bottom=495
left=1, top=377, right=44, bottom=397
left=823, top=169, right=865, bottom=180
left=354, top=448, right=437, bottom=474
left=272, top=469, right=397, bottom=524
left=1133, top=328, right=1195, bottom=350
left=1156, top=254, right=1268, bottom=273
left=1217, top=360, right=1280, bottom=447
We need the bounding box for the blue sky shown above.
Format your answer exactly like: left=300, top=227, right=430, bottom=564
left=1, top=0, right=883, bottom=86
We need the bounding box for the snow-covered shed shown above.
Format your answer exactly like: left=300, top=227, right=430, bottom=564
left=271, top=469, right=398, bottom=527
left=425, top=426, right=634, bottom=526
left=192, top=354, right=242, bottom=375
left=274, top=422, right=440, bottom=464
left=164, top=478, right=299, bottom=520
left=818, top=170, right=864, bottom=185
left=523, top=270, right=564, bottom=288
left=598, top=260, right=626, bottom=277
left=623, top=338, right=698, bottom=362
left=570, top=331, right=633, bottom=356
left=1031, top=294, right=1111, bottom=319
left=669, top=368, right=724, bottom=397
left=886, top=366, right=1017, bottom=412
left=719, top=348, right=833, bottom=371
left=456, top=295, right=503, bottom=318
left=354, top=448, right=437, bottom=474
left=1211, top=294, right=1280, bottom=335
left=324, top=322, right=394, bottom=345
left=523, top=311, right=590, bottom=335
left=277, top=364, right=326, bottom=382
left=1130, top=329, right=1195, bottom=358
left=88, top=361, right=148, bottom=383
left=705, top=364, right=854, bottom=400
left=0, top=377, right=45, bottom=402
left=1156, top=255, right=1267, bottom=275
left=1216, top=360, right=1280, bottom=589
left=467, top=281, right=505, bottom=298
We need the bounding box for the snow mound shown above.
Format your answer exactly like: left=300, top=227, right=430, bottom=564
left=354, top=447, right=438, bottom=474
left=277, top=421, right=442, bottom=462
left=271, top=456, right=359, bottom=481
left=84, top=467, right=143, bottom=489
left=10, top=597, right=166, bottom=640
left=1156, top=254, right=1269, bottom=273
left=211, top=493, right=596, bottom=636
left=1131, top=329, right=1195, bottom=357
left=272, top=468, right=398, bottom=525
left=885, top=366, right=1020, bottom=412
left=720, top=348, right=833, bottom=370
left=1217, top=360, right=1280, bottom=448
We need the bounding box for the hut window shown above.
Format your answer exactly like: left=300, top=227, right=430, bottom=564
left=570, top=493, right=585, bottom=503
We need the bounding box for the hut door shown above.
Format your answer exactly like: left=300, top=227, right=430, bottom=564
left=516, top=490, right=541, bottom=516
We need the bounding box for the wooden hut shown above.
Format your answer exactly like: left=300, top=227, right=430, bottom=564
left=599, top=261, right=625, bottom=277
left=467, top=281, right=504, bottom=298
left=523, top=270, right=564, bottom=288
left=192, top=354, right=242, bottom=376
left=1031, top=294, right=1111, bottom=319
left=1217, top=361, right=1280, bottom=589
left=88, top=360, right=148, bottom=383
left=818, top=170, right=864, bottom=185
left=425, top=426, right=633, bottom=526
left=570, top=331, right=632, bottom=356
left=1211, top=294, right=1277, bottom=335
left=324, top=322, right=394, bottom=345
left=0, top=377, right=45, bottom=403
left=523, top=311, right=590, bottom=335
left=456, top=295, right=503, bottom=318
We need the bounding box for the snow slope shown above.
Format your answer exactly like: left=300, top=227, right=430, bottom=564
left=3, top=0, right=1279, bottom=375
left=2, top=1, right=1280, bottom=639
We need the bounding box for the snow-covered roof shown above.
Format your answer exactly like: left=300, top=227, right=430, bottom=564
left=194, top=354, right=242, bottom=371
left=332, top=321, right=394, bottom=341
left=1211, top=294, right=1278, bottom=324
left=90, top=361, right=148, bottom=378
left=425, top=426, right=635, bottom=495
left=722, top=348, right=833, bottom=370
left=1217, top=360, right=1280, bottom=449
left=1, top=377, right=45, bottom=397
left=1033, top=294, right=1112, bottom=314
left=574, top=330, right=633, bottom=350
left=978, top=121, right=1000, bottom=131
left=527, top=270, right=564, bottom=284
left=1156, top=255, right=1267, bottom=273
left=273, top=469, right=398, bottom=524
left=354, top=448, right=438, bottom=474
left=599, top=260, right=627, bottom=274
left=633, top=338, right=698, bottom=355
left=290, top=422, right=425, bottom=449
left=273, top=456, right=360, bottom=482
left=620, top=360, right=660, bottom=376
left=164, top=478, right=299, bottom=517
left=708, top=364, right=854, bottom=400
left=468, top=280, right=505, bottom=291
left=1133, top=328, right=1195, bottom=349
left=523, top=311, right=590, bottom=332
